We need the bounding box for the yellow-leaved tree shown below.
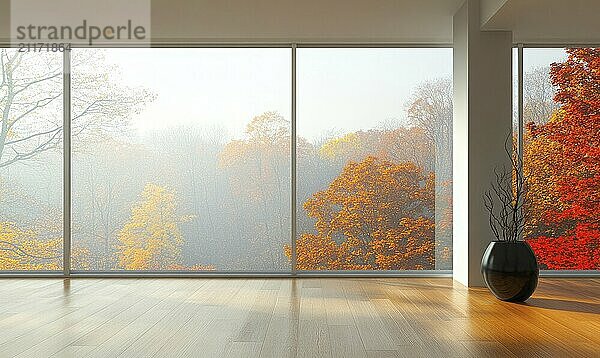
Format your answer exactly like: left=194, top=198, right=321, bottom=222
left=0, top=221, right=61, bottom=270
left=116, top=183, right=185, bottom=270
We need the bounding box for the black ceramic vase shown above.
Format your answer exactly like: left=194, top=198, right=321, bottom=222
left=481, top=241, right=539, bottom=302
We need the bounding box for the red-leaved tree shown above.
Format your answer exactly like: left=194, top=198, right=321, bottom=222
left=525, top=48, right=600, bottom=269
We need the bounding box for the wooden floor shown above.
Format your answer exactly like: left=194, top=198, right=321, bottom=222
left=0, top=278, right=598, bottom=358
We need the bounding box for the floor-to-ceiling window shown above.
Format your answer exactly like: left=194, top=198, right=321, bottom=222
left=519, top=47, right=599, bottom=270
left=0, top=49, right=63, bottom=271
left=296, top=48, right=453, bottom=271
left=1, top=46, right=453, bottom=275
left=71, top=48, right=291, bottom=272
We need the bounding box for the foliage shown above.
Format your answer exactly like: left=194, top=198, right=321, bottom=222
left=545, top=48, right=600, bottom=231
left=288, top=156, right=436, bottom=270
left=528, top=225, right=600, bottom=270
left=116, top=184, right=186, bottom=270
left=318, top=127, right=434, bottom=172
left=406, top=78, right=453, bottom=269
left=219, top=111, right=290, bottom=201
left=406, top=78, right=452, bottom=177
left=523, top=120, right=569, bottom=238
left=72, top=137, right=153, bottom=270
left=319, top=133, right=361, bottom=159
left=0, top=49, right=154, bottom=269
left=524, top=48, right=600, bottom=269
left=0, top=221, right=61, bottom=270
left=218, top=111, right=290, bottom=269
left=7, top=47, right=598, bottom=272
left=0, top=49, right=154, bottom=167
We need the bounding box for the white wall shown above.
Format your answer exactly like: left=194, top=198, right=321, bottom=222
left=480, top=0, right=508, bottom=27
left=453, top=0, right=470, bottom=286
left=453, top=0, right=512, bottom=287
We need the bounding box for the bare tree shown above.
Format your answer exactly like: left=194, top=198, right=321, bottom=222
left=0, top=49, right=154, bottom=267
left=406, top=77, right=453, bottom=180
left=0, top=49, right=154, bottom=168
left=523, top=66, right=559, bottom=125
left=406, top=78, right=453, bottom=269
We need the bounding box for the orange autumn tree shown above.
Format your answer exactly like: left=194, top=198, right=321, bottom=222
left=525, top=48, right=600, bottom=269
left=523, top=120, right=570, bottom=239
left=288, top=156, right=435, bottom=270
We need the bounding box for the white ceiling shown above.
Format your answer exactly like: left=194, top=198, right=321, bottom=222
left=149, top=0, right=465, bottom=43
left=2, top=0, right=599, bottom=44
left=482, top=0, right=600, bottom=44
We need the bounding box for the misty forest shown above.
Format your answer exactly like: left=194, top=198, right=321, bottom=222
left=0, top=48, right=597, bottom=271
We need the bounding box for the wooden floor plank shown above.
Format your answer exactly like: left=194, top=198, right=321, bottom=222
left=0, top=278, right=596, bottom=358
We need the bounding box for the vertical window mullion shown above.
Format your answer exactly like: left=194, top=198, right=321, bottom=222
left=517, top=44, right=524, bottom=241
left=291, top=44, right=297, bottom=276
left=63, top=49, right=71, bottom=277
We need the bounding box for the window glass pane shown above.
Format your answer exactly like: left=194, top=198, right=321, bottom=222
left=523, top=48, right=599, bottom=270
left=72, top=48, right=291, bottom=272
left=0, top=49, right=63, bottom=271
left=296, top=48, right=453, bottom=270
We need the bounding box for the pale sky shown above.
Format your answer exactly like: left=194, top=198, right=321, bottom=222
left=74, top=47, right=567, bottom=142
left=514, top=47, right=568, bottom=121
left=298, top=48, right=452, bottom=140
left=523, top=48, right=567, bottom=71
left=91, top=48, right=291, bottom=140
left=77, top=48, right=452, bottom=142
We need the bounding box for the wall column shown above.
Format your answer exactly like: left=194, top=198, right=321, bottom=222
left=453, top=0, right=513, bottom=287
